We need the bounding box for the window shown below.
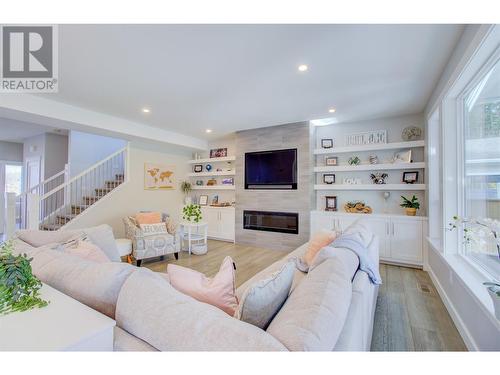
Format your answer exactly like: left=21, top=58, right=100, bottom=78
left=5, top=164, right=22, bottom=195
left=463, top=57, right=500, bottom=279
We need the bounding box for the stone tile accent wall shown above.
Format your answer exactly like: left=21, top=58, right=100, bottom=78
left=235, top=122, right=311, bottom=251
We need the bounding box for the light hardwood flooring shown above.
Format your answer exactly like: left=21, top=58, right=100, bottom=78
left=143, top=240, right=466, bottom=351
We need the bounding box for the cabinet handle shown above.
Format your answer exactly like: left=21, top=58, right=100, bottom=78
left=392, top=222, right=395, bottom=235
left=386, top=222, right=389, bottom=236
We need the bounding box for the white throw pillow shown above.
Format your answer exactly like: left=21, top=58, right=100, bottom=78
left=83, top=224, right=121, bottom=262
left=236, top=260, right=295, bottom=329
left=139, top=222, right=168, bottom=235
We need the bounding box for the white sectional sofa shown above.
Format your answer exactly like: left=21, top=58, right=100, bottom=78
left=12, top=220, right=379, bottom=351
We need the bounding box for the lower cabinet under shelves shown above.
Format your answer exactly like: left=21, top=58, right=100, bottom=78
left=310, top=211, right=426, bottom=267
left=200, top=206, right=235, bottom=242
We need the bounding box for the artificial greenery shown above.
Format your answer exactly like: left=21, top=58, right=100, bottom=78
left=400, top=195, right=420, bottom=209
left=180, top=180, right=192, bottom=195
left=182, top=204, right=202, bottom=223
left=0, top=241, right=49, bottom=315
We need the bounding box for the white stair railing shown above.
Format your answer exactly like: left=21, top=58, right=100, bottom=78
left=36, top=146, right=128, bottom=230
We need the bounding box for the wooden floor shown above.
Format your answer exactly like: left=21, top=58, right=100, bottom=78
left=143, top=240, right=466, bottom=351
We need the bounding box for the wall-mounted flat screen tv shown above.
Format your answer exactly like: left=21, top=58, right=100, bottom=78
left=245, top=148, right=297, bottom=190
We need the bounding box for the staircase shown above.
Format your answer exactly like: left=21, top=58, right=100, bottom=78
left=43, top=173, right=125, bottom=230
left=16, top=146, right=129, bottom=231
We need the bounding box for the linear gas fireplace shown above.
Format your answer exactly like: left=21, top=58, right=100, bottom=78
left=243, top=210, right=299, bottom=234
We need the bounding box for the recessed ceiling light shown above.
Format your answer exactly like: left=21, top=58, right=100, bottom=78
left=298, top=64, right=308, bottom=72
left=206, top=129, right=212, bottom=133
left=142, top=108, right=150, bottom=113
left=328, top=108, right=336, bottom=113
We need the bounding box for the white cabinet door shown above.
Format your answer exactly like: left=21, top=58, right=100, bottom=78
left=336, top=216, right=358, bottom=232
left=201, top=208, right=220, bottom=238
left=365, top=217, right=390, bottom=259
left=389, top=218, right=423, bottom=264
left=219, top=209, right=235, bottom=242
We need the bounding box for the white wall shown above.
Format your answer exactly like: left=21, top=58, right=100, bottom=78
left=68, top=131, right=127, bottom=177
left=314, top=113, right=426, bottom=215
left=44, top=134, right=69, bottom=179
left=63, top=141, right=191, bottom=237
left=0, top=141, right=23, bottom=162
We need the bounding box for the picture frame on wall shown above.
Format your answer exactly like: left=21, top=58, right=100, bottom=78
left=210, top=148, right=228, bottom=158
left=323, top=174, right=335, bottom=184
left=325, top=196, right=337, bottom=211
left=199, top=195, right=208, bottom=206
left=193, top=164, right=203, bottom=173
left=325, top=156, right=338, bottom=166
left=402, top=171, right=419, bottom=184
left=321, top=138, right=333, bottom=149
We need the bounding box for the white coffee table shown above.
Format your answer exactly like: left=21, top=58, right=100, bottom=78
left=179, top=221, right=208, bottom=255
left=0, top=283, right=116, bottom=351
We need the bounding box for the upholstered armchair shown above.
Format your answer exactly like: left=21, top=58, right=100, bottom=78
left=123, top=215, right=180, bottom=266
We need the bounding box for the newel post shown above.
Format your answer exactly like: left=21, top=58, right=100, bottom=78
left=26, top=193, right=40, bottom=230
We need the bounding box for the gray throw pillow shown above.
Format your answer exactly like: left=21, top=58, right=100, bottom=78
left=236, top=260, right=295, bottom=329
left=83, top=224, right=121, bottom=262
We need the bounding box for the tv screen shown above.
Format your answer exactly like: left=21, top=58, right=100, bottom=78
left=245, top=148, right=297, bottom=189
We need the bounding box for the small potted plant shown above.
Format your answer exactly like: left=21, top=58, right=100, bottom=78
left=400, top=195, right=420, bottom=216
left=182, top=204, right=202, bottom=223
left=0, top=241, right=49, bottom=315
left=180, top=181, right=192, bottom=205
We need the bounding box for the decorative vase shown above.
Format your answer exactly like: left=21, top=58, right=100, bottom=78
left=486, top=286, right=500, bottom=320
left=405, top=208, right=417, bottom=216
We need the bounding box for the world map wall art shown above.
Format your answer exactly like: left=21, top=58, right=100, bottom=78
left=144, top=163, right=176, bottom=190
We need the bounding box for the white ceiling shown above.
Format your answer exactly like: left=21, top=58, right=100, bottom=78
left=42, top=24, right=463, bottom=140
left=0, top=118, right=63, bottom=143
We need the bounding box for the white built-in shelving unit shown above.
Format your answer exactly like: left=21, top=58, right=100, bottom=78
left=186, top=155, right=236, bottom=192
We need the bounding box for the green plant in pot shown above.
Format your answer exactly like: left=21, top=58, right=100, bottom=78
left=0, top=241, right=49, bottom=315
left=180, top=181, right=192, bottom=205
left=182, top=204, right=202, bottom=223
left=400, top=195, right=420, bottom=216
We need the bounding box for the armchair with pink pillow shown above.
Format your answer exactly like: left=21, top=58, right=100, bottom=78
left=123, top=211, right=180, bottom=266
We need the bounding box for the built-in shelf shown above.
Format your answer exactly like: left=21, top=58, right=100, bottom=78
left=187, top=170, right=235, bottom=177
left=187, top=156, right=236, bottom=164
left=191, top=185, right=235, bottom=190
left=311, top=210, right=428, bottom=220
left=314, top=162, right=425, bottom=173
left=313, top=140, right=425, bottom=155
left=314, top=183, right=426, bottom=191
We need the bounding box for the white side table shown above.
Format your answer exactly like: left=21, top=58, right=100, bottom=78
left=115, top=238, right=133, bottom=263
left=0, top=284, right=116, bottom=351
left=179, top=221, right=208, bottom=255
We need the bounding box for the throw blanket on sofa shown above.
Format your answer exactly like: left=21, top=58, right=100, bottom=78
left=330, top=233, right=382, bottom=285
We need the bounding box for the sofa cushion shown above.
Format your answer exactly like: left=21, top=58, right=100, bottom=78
left=83, top=224, right=121, bottom=262
left=60, top=240, right=111, bottom=263
left=236, top=260, right=295, bottom=329
left=303, top=230, right=338, bottom=266
left=266, top=252, right=358, bottom=351
left=31, top=247, right=135, bottom=318
left=167, top=256, right=238, bottom=315
left=116, top=268, right=287, bottom=351
left=15, top=229, right=82, bottom=248
left=114, top=327, right=157, bottom=352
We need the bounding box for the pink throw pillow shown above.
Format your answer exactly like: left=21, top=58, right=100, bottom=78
left=303, top=230, right=338, bottom=266
left=167, top=256, right=238, bottom=315
left=135, top=212, right=162, bottom=225
left=62, top=241, right=111, bottom=263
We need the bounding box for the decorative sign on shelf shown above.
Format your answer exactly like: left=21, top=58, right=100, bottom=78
left=345, top=130, right=387, bottom=146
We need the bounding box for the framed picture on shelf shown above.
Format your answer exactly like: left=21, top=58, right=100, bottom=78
left=199, top=195, right=208, bottom=206
left=392, top=149, right=412, bottom=163
left=193, top=164, right=203, bottom=173
left=210, top=148, right=228, bottom=158
left=402, top=171, right=419, bottom=184
left=325, top=156, right=338, bottom=166
left=321, top=138, right=333, bottom=149
left=222, top=177, right=234, bottom=185
left=323, top=174, right=335, bottom=184
left=325, top=196, right=337, bottom=211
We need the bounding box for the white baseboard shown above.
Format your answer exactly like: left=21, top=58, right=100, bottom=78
left=427, top=267, right=478, bottom=351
